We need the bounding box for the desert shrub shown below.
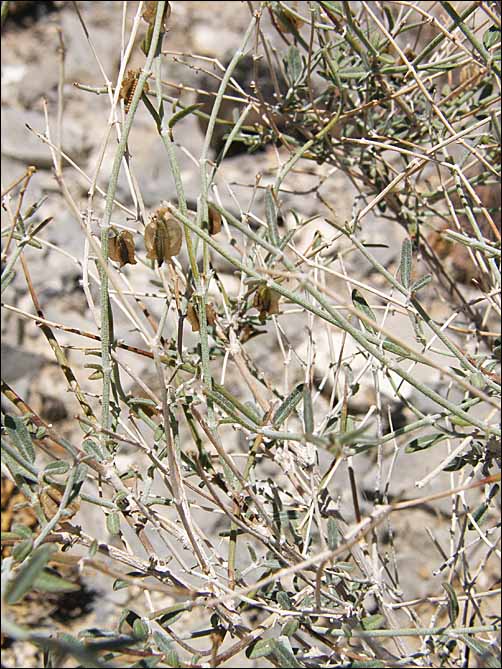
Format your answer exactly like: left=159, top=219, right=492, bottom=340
left=1, top=1, right=500, bottom=667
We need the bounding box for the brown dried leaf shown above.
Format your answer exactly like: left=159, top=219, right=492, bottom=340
left=145, top=208, right=183, bottom=266
left=109, top=230, right=137, bottom=268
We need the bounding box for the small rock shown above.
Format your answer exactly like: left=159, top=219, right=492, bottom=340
left=1, top=107, right=88, bottom=167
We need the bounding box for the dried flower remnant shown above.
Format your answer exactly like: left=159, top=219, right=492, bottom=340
left=108, top=229, right=137, bottom=268
left=120, top=69, right=150, bottom=114
left=208, top=204, right=222, bottom=236
left=144, top=207, right=183, bottom=266
left=253, top=285, right=281, bottom=323
left=186, top=302, right=217, bottom=332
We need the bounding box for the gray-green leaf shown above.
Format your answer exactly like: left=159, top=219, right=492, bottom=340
left=400, top=237, right=413, bottom=289
left=4, top=415, right=35, bottom=464
left=352, top=289, right=377, bottom=334
left=273, top=384, right=304, bottom=427
left=5, top=544, right=56, bottom=604
left=286, top=46, right=302, bottom=84
left=442, top=582, right=459, bottom=625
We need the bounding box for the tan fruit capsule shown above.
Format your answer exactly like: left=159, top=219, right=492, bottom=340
left=253, top=285, right=280, bottom=323
left=142, top=1, right=171, bottom=29
left=144, top=208, right=183, bottom=266
left=109, top=229, right=137, bottom=268
left=186, top=302, right=217, bottom=332
left=208, top=204, right=222, bottom=235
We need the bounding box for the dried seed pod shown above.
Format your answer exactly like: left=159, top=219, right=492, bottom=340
left=119, top=69, right=150, bottom=114
left=253, top=285, right=280, bottom=323
left=208, top=204, right=222, bottom=235
left=109, top=229, right=137, bottom=268
left=142, top=1, right=171, bottom=29
left=186, top=302, right=217, bottom=332
left=145, top=208, right=183, bottom=266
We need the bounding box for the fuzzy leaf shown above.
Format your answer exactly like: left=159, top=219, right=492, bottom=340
left=273, top=383, right=304, bottom=427
left=410, top=274, right=432, bottom=293
left=361, top=614, right=386, bottom=630
left=4, top=415, right=35, bottom=464
left=327, top=517, right=340, bottom=550
left=400, top=237, right=413, bottom=289
left=303, top=385, right=314, bottom=434
left=352, top=289, right=377, bottom=334
left=168, top=102, right=204, bottom=129
left=265, top=187, right=280, bottom=247
left=442, top=582, right=459, bottom=625
left=247, top=638, right=276, bottom=659
left=286, top=45, right=302, bottom=84
left=405, top=433, right=445, bottom=453
left=33, top=569, right=81, bottom=594
left=5, top=544, right=56, bottom=604
left=458, top=635, right=500, bottom=668
left=106, top=511, right=121, bottom=536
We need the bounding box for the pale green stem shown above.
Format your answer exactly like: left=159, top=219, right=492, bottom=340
left=99, top=2, right=166, bottom=448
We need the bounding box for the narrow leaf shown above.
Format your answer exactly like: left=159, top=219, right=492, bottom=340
left=286, top=46, right=302, bottom=84
left=303, top=385, right=314, bottom=434
left=4, top=415, right=35, bottom=463
left=12, top=538, right=34, bottom=562
left=44, top=460, right=70, bottom=476
left=5, top=544, right=56, bottom=604
left=410, top=274, right=432, bottom=293
left=247, top=638, right=276, bottom=659
left=400, top=237, right=413, bottom=289
left=265, top=187, right=280, bottom=247
left=272, top=636, right=301, bottom=668
left=327, top=517, right=340, bottom=550
left=273, top=383, right=304, bottom=427
left=352, top=289, right=377, bottom=334
left=277, top=591, right=292, bottom=609
left=405, top=433, right=445, bottom=453
left=361, top=614, right=386, bottom=630
left=106, top=511, right=121, bottom=536
left=133, top=618, right=149, bottom=640
left=168, top=102, right=204, bottom=129
left=282, top=619, right=300, bottom=637
left=483, top=26, right=501, bottom=50
left=442, top=582, right=459, bottom=625
left=458, top=634, right=500, bottom=668
left=33, top=569, right=81, bottom=594
left=154, top=630, right=174, bottom=654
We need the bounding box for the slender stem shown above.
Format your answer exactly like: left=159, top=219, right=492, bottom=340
left=99, top=2, right=166, bottom=449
